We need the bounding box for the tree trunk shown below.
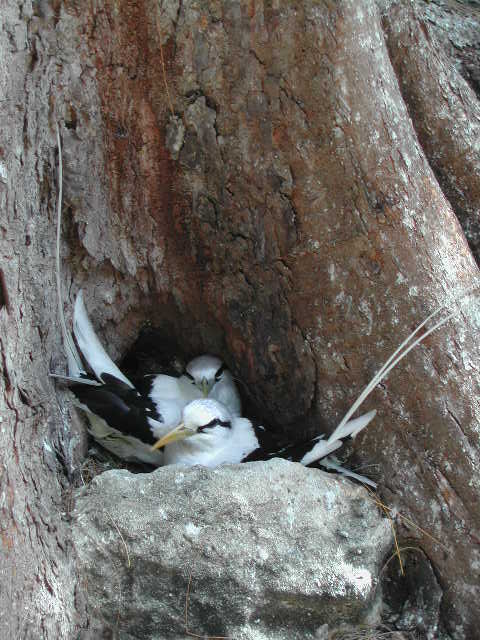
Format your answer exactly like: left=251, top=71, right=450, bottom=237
left=1, top=1, right=480, bottom=637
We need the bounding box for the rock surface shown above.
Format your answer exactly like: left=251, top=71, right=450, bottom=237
left=72, top=460, right=392, bottom=640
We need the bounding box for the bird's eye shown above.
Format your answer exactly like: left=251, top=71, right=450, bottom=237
left=198, top=418, right=231, bottom=432
left=214, top=363, right=227, bottom=381
left=185, top=371, right=195, bottom=383
left=198, top=419, right=217, bottom=432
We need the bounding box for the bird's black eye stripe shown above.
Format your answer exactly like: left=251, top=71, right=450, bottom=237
left=198, top=418, right=231, bottom=431
left=214, top=363, right=227, bottom=381
left=185, top=371, right=195, bottom=381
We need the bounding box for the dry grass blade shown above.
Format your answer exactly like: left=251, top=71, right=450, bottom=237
left=380, top=546, right=424, bottom=577
left=105, top=511, right=131, bottom=568
left=380, top=500, right=404, bottom=576
left=367, top=489, right=450, bottom=554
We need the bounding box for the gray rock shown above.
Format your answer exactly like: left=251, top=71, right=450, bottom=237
left=72, top=459, right=392, bottom=640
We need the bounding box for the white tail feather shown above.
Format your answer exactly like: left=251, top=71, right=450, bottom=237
left=300, top=438, right=343, bottom=466
left=73, top=291, right=135, bottom=388
left=302, top=409, right=376, bottom=467
left=327, top=409, right=377, bottom=443
left=55, top=123, right=86, bottom=379
left=304, top=289, right=479, bottom=478
left=49, top=373, right=102, bottom=386
left=333, top=287, right=480, bottom=440
left=320, top=457, right=377, bottom=488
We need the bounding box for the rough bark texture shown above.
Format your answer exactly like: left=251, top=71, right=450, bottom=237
left=0, top=2, right=87, bottom=638
left=1, top=0, right=480, bottom=638
left=383, top=2, right=480, bottom=263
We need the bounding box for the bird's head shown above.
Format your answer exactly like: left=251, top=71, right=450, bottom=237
left=151, top=398, right=232, bottom=450
left=185, top=354, right=225, bottom=396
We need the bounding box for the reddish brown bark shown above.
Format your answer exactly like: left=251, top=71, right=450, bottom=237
left=2, top=0, right=480, bottom=637
left=384, top=3, right=480, bottom=264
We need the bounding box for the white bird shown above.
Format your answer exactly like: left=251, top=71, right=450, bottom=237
left=53, top=290, right=176, bottom=466
left=54, top=287, right=238, bottom=465
left=185, top=354, right=242, bottom=416
left=54, top=290, right=248, bottom=466
left=151, top=397, right=376, bottom=484
left=152, top=288, right=479, bottom=486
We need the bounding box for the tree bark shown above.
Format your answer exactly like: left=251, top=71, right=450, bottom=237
left=0, top=3, right=87, bottom=637
left=2, top=0, right=480, bottom=638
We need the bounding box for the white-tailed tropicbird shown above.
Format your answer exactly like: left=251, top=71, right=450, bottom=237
left=54, top=125, right=479, bottom=482
left=152, top=287, right=479, bottom=487
left=53, top=289, right=244, bottom=465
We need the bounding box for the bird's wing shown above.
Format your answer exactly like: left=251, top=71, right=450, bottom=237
left=73, top=291, right=135, bottom=389
left=86, top=413, right=164, bottom=466
left=148, top=373, right=201, bottom=407
left=71, top=375, right=159, bottom=445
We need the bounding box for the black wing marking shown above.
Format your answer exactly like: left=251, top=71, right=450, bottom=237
left=242, top=425, right=318, bottom=464
left=242, top=422, right=347, bottom=467
left=71, top=374, right=163, bottom=445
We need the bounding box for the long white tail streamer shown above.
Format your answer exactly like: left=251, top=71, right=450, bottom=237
left=73, top=290, right=135, bottom=388
left=329, top=286, right=480, bottom=446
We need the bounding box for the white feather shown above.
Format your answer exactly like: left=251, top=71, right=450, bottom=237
left=149, top=373, right=201, bottom=404
left=333, top=287, right=479, bottom=440
left=320, top=457, right=377, bottom=488
left=49, top=373, right=101, bottom=386
left=73, top=290, right=134, bottom=388
left=300, top=438, right=343, bottom=466
left=148, top=374, right=203, bottom=435
left=164, top=414, right=258, bottom=467
left=186, top=355, right=242, bottom=416
left=327, top=409, right=377, bottom=443
left=209, top=370, right=242, bottom=416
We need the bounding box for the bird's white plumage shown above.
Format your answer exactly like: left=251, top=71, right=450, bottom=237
left=149, top=373, right=202, bottom=404
left=186, top=355, right=222, bottom=391
left=163, top=399, right=258, bottom=467
left=209, top=369, right=242, bottom=416
left=148, top=373, right=202, bottom=436
left=186, top=355, right=242, bottom=416
left=149, top=374, right=202, bottom=438
left=73, top=291, right=135, bottom=388
left=157, top=398, right=376, bottom=486
left=183, top=397, right=232, bottom=426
